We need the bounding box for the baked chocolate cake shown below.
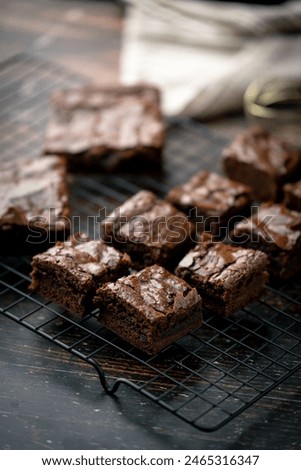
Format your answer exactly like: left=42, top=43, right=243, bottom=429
left=95, top=265, right=203, bottom=355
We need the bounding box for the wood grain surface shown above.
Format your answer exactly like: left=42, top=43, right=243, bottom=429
left=1, top=313, right=301, bottom=450
left=0, top=0, right=300, bottom=450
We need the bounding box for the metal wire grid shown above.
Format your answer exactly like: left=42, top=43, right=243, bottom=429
left=0, top=53, right=301, bottom=432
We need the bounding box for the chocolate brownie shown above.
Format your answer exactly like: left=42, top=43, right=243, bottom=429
left=283, top=180, right=301, bottom=212
left=95, top=265, right=203, bottom=355
left=101, top=190, right=195, bottom=269
left=176, top=240, right=269, bottom=316
left=30, top=237, right=132, bottom=316
left=43, top=85, right=165, bottom=171
left=166, top=171, right=252, bottom=236
left=0, top=156, right=70, bottom=254
left=222, top=126, right=301, bottom=202
left=231, top=203, right=301, bottom=280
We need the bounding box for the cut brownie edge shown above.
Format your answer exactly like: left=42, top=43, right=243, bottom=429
left=96, top=289, right=203, bottom=355
left=46, top=147, right=163, bottom=173
left=30, top=261, right=95, bottom=316
left=223, top=156, right=278, bottom=202
left=230, top=203, right=301, bottom=280
left=283, top=180, right=301, bottom=212
left=30, top=238, right=132, bottom=316
left=94, top=265, right=203, bottom=355
left=175, top=241, right=269, bottom=316
left=176, top=263, right=268, bottom=316
left=222, top=126, right=301, bottom=202
left=0, top=156, right=71, bottom=254
left=43, top=85, right=165, bottom=172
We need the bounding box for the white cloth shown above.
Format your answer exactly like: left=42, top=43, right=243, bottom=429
left=120, top=0, right=301, bottom=119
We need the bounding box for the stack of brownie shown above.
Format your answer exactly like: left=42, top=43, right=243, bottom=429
left=15, top=84, right=301, bottom=355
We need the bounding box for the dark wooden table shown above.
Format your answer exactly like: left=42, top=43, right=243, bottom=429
left=0, top=0, right=300, bottom=450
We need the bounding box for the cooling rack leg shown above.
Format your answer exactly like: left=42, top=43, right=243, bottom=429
left=88, top=358, right=122, bottom=395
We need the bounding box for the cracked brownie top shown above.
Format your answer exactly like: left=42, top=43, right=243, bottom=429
left=98, top=264, right=201, bottom=321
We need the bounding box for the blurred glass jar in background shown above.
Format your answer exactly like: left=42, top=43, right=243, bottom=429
left=244, top=76, right=301, bottom=148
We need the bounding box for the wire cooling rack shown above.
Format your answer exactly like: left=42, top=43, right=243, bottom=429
left=1, top=53, right=301, bottom=432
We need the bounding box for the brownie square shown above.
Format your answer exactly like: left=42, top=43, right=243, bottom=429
left=283, top=180, right=301, bottom=212
left=175, top=240, right=269, bottom=316
left=222, top=126, right=301, bottom=202
left=231, top=203, right=301, bottom=280
left=101, top=190, right=195, bottom=269
left=43, top=85, right=165, bottom=171
left=0, top=156, right=70, bottom=254
left=95, top=265, right=203, bottom=355
left=166, top=171, right=251, bottom=236
left=30, top=237, right=132, bottom=316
